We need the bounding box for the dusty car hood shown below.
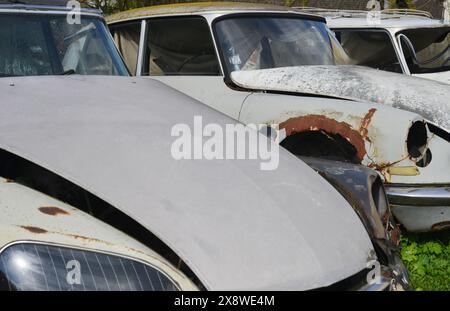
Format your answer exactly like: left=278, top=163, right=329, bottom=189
left=231, top=65, right=450, bottom=130
left=0, top=76, right=373, bottom=290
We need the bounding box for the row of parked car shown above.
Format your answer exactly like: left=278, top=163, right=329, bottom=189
left=0, top=1, right=448, bottom=291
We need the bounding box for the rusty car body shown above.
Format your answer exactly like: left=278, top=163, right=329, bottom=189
left=306, top=8, right=450, bottom=84
left=108, top=2, right=450, bottom=233
left=0, top=2, right=408, bottom=291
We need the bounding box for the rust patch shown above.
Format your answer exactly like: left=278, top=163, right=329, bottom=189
left=20, top=226, right=48, bottom=234
left=4, top=178, right=14, bottom=183
left=38, top=206, right=70, bottom=216
left=359, top=108, right=377, bottom=140
left=19, top=225, right=112, bottom=246
left=126, top=247, right=150, bottom=257
left=280, top=114, right=366, bottom=161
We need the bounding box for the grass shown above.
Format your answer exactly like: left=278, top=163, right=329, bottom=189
left=400, top=230, right=450, bottom=291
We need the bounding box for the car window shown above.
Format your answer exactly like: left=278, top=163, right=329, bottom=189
left=0, top=17, right=54, bottom=76
left=0, top=14, right=128, bottom=77
left=143, top=17, right=220, bottom=76
left=111, top=22, right=141, bottom=75
left=334, top=29, right=402, bottom=73
left=214, top=16, right=350, bottom=75
left=398, top=27, right=450, bottom=74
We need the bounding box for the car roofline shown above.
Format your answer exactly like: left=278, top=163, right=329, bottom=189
left=0, top=3, right=102, bottom=16
left=106, top=2, right=325, bottom=24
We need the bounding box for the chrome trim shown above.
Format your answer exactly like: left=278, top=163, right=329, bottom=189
left=386, top=185, right=450, bottom=206
left=136, top=19, right=147, bottom=77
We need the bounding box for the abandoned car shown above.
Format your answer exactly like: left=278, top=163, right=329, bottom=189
left=0, top=2, right=408, bottom=291
left=108, top=2, right=450, bottom=233
left=309, top=8, right=450, bottom=84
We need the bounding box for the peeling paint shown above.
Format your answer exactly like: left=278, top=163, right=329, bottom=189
left=38, top=206, right=70, bottom=216
left=280, top=114, right=367, bottom=161
left=280, top=109, right=379, bottom=162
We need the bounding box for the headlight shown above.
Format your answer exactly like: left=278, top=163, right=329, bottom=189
left=0, top=243, right=179, bottom=291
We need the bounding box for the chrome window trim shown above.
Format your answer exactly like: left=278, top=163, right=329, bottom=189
left=136, top=19, right=147, bottom=77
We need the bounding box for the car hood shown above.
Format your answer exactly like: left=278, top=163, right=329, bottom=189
left=0, top=76, right=373, bottom=290
left=231, top=65, right=450, bottom=130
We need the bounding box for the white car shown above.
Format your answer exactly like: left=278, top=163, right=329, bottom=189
left=306, top=8, right=450, bottom=84
left=0, top=1, right=405, bottom=291
left=108, top=2, right=450, bottom=233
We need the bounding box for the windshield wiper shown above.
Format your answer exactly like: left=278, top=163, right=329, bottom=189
left=59, top=69, right=76, bottom=75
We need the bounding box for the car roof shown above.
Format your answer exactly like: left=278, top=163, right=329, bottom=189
left=107, top=1, right=324, bottom=24
left=295, top=8, right=449, bottom=29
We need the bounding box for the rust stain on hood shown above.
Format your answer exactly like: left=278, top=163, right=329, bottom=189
left=18, top=226, right=113, bottom=246
left=38, top=206, right=70, bottom=216
left=20, top=226, right=48, bottom=234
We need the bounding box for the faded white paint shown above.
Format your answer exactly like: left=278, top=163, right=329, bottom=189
left=109, top=7, right=450, bottom=232
left=0, top=75, right=375, bottom=291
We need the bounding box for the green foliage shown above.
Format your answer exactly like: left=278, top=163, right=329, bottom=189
left=401, top=232, right=450, bottom=291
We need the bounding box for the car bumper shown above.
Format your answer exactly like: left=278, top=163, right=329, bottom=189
left=386, top=185, right=450, bottom=232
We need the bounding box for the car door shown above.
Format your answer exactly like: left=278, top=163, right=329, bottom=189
left=111, top=16, right=249, bottom=120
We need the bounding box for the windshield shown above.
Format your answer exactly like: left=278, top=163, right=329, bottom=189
left=214, top=16, right=351, bottom=74
left=0, top=14, right=128, bottom=77
left=399, top=27, right=450, bottom=74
